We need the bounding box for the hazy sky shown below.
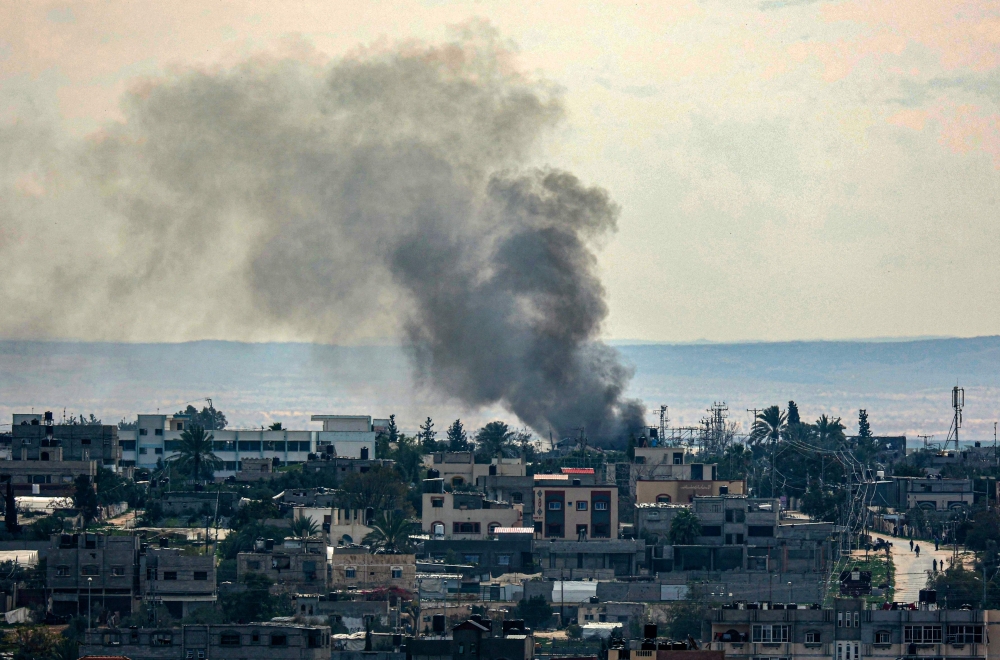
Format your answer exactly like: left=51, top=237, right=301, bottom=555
left=2, top=1, right=999, bottom=343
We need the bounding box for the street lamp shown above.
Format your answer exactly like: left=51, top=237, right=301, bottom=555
left=87, top=577, right=93, bottom=630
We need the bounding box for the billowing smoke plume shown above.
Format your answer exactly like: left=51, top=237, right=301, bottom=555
left=0, top=26, right=644, bottom=442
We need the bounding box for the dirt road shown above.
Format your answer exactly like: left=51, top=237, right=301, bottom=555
left=871, top=532, right=966, bottom=603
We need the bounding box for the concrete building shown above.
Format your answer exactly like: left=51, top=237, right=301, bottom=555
left=120, top=413, right=376, bottom=474
left=578, top=601, right=645, bottom=626
left=79, top=622, right=331, bottom=660
left=407, top=616, right=534, bottom=660
left=47, top=532, right=140, bottom=616
left=423, top=533, right=535, bottom=577
left=291, top=594, right=390, bottom=631
left=238, top=537, right=330, bottom=594
left=533, top=475, right=618, bottom=540
left=534, top=538, right=644, bottom=578
left=425, top=453, right=527, bottom=490
left=422, top=481, right=523, bottom=540
left=0, top=455, right=96, bottom=496
left=635, top=478, right=745, bottom=504
left=705, top=599, right=1000, bottom=660
left=12, top=414, right=122, bottom=468
left=140, top=547, right=217, bottom=619
left=893, top=476, right=974, bottom=511
left=329, top=546, right=416, bottom=592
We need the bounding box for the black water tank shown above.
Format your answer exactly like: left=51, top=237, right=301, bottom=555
left=644, top=624, right=658, bottom=639
left=159, top=537, right=168, bottom=548
left=489, top=465, right=497, bottom=476
left=919, top=589, right=937, bottom=604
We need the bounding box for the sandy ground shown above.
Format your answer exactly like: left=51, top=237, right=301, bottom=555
left=870, top=532, right=970, bottom=602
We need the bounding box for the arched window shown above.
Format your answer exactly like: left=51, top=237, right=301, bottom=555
left=656, top=494, right=671, bottom=503
left=431, top=523, right=445, bottom=538
left=452, top=476, right=465, bottom=488
left=488, top=523, right=501, bottom=536
left=40, top=452, right=49, bottom=461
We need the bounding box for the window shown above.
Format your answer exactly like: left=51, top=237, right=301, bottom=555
left=464, top=555, right=480, bottom=564
left=247, top=561, right=261, bottom=570
left=546, top=523, right=563, bottom=537
left=947, top=625, right=983, bottom=644
left=854, top=613, right=859, bottom=628
left=391, top=567, right=403, bottom=579
left=577, top=501, right=588, bottom=510
left=154, top=429, right=163, bottom=436
left=498, top=554, right=511, bottom=566
left=837, top=612, right=843, bottom=627
left=751, top=625, right=790, bottom=643
left=701, top=526, right=722, bottom=537
left=511, top=492, right=523, bottom=503
left=656, top=495, right=672, bottom=503
left=548, top=501, right=562, bottom=510
left=748, top=526, right=775, bottom=537
left=594, top=501, right=609, bottom=511
left=139, top=448, right=148, bottom=454
left=251, top=631, right=260, bottom=644
left=163, top=571, right=177, bottom=580
left=874, top=631, right=891, bottom=645
left=453, top=522, right=480, bottom=534
left=220, top=632, right=241, bottom=646
left=270, top=634, right=287, bottom=647
left=112, top=566, right=125, bottom=576
left=345, top=567, right=356, bottom=578
left=155, top=448, right=163, bottom=454
left=904, top=625, right=942, bottom=644
left=726, top=509, right=746, bottom=523
left=805, top=632, right=820, bottom=644
left=836, top=642, right=860, bottom=660
left=432, top=498, right=444, bottom=508
left=81, top=565, right=99, bottom=576
left=120, top=441, right=136, bottom=451
left=488, top=523, right=501, bottom=535
left=432, top=523, right=445, bottom=537
left=194, top=571, right=208, bottom=581
left=139, top=428, right=148, bottom=435
left=56, top=565, right=70, bottom=577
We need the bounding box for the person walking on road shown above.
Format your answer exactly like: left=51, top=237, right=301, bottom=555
left=933, top=559, right=937, bottom=572
left=915, top=545, right=920, bottom=557
left=910, top=539, right=914, bottom=552
left=935, top=537, right=940, bottom=551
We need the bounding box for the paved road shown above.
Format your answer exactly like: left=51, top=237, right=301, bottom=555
left=871, top=533, right=960, bottom=603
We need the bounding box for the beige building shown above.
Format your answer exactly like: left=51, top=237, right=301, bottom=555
left=424, top=453, right=526, bottom=489
left=533, top=475, right=618, bottom=540
left=329, top=547, right=416, bottom=592
left=292, top=506, right=373, bottom=546
left=635, top=478, right=744, bottom=504
left=422, top=486, right=523, bottom=539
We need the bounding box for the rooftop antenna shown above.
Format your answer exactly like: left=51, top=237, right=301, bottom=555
left=659, top=405, right=669, bottom=444
left=947, top=386, right=964, bottom=451
left=917, top=434, right=933, bottom=449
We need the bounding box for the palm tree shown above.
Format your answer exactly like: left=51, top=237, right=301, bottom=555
left=170, top=425, right=223, bottom=485
left=475, top=421, right=515, bottom=458
left=363, top=510, right=413, bottom=553
left=814, top=415, right=846, bottom=446
left=750, top=406, right=787, bottom=447
left=667, top=509, right=701, bottom=545
left=291, top=515, right=320, bottom=538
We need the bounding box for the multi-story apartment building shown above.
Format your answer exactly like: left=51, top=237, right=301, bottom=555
left=0, top=453, right=96, bottom=496
left=140, top=547, right=217, bottom=619
left=534, top=538, right=645, bottom=578
left=422, top=480, right=523, bottom=539
left=705, top=599, right=1000, bottom=660
left=47, top=532, right=140, bottom=616
left=119, top=413, right=375, bottom=474
left=238, top=537, right=329, bottom=594
left=329, top=546, right=416, bottom=592
left=407, top=616, right=534, bottom=660
left=533, top=474, right=618, bottom=540
left=79, top=622, right=331, bottom=660
left=12, top=413, right=122, bottom=468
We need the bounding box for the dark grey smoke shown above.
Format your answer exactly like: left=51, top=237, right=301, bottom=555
left=0, top=26, right=645, bottom=442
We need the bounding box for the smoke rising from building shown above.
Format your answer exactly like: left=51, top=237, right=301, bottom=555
left=0, top=26, right=644, bottom=442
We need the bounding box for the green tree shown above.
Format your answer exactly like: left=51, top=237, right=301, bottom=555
left=376, top=415, right=399, bottom=459
left=220, top=573, right=292, bottom=623
left=363, top=510, right=413, bottom=553
left=10, top=626, right=58, bottom=660
left=668, top=509, right=701, bottom=545
left=170, top=425, right=223, bottom=484
left=927, top=565, right=983, bottom=609
left=858, top=409, right=872, bottom=438
left=513, top=595, right=553, bottom=629
left=228, top=499, right=281, bottom=531
left=751, top=406, right=787, bottom=447
left=475, top=421, right=515, bottom=458
left=342, top=465, right=408, bottom=511
left=663, top=600, right=705, bottom=641
left=419, top=417, right=437, bottom=452
left=447, top=419, right=470, bottom=451
left=787, top=401, right=800, bottom=426
left=390, top=435, right=425, bottom=485
left=626, top=435, right=636, bottom=461
left=291, top=515, right=320, bottom=538
left=801, top=481, right=845, bottom=522
left=177, top=404, right=228, bottom=430
left=814, top=415, right=846, bottom=445
left=965, top=510, right=1000, bottom=551
left=73, top=475, right=98, bottom=527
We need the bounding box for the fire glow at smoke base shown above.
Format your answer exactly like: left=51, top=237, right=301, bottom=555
left=0, top=26, right=645, bottom=443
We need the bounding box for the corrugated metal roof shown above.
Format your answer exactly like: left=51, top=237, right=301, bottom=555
left=494, top=527, right=535, bottom=534
left=561, top=468, right=595, bottom=474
